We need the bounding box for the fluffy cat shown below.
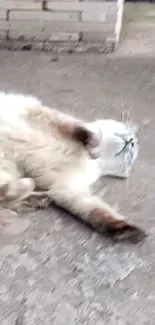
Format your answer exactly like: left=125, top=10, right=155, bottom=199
left=0, top=93, right=146, bottom=242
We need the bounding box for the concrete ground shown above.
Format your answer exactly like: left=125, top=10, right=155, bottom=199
left=120, top=3, right=155, bottom=55
left=0, top=49, right=155, bottom=325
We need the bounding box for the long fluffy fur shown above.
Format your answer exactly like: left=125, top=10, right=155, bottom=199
left=0, top=93, right=146, bottom=242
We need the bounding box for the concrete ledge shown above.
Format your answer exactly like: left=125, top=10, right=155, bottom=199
left=0, top=39, right=115, bottom=53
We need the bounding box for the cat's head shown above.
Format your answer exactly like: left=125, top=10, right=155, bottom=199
left=88, top=119, right=139, bottom=178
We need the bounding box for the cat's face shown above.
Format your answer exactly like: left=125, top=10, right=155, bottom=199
left=89, top=119, right=139, bottom=178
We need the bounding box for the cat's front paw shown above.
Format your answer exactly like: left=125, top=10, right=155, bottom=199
left=106, top=224, right=147, bottom=244
left=90, top=207, right=147, bottom=244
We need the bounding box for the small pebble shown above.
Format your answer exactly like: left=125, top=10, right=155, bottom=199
left=50, top=57, right=59, bottom=62
left=142, top=118, right=150, bottom=125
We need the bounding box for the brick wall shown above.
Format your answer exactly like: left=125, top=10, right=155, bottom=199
left=0, top=0, right=124, bottom=52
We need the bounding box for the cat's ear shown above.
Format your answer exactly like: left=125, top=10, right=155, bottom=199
left=73, top=124, right=101, bottom=159
left=125, top=121, right=140, bottom=135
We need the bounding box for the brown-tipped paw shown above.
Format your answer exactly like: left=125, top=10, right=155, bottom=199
left=105, top=224, right=147, bottom=244
left=91, top=208, right=147, bottom=244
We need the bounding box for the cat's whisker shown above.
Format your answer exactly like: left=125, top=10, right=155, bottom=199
left=126, top=173, right=130, bottom=194
left=123, top=151, right=130, bottom=194
left=123, top=157, right=129, bottom=195
left=126, top=105, right=132, bottom=124
left=126, top=95, right=134, bottom=123
left=121, top=94, right=125, bottom=122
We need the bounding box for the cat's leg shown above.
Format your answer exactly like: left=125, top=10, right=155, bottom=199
left=16, top=178, right=146, bottom=243
left=0, top=171, right=35, bottom=232
left=18, top=191, right=51, bottom=212
left=0, top=171, right=35, bottom=209
left=46, top=188, right=146, bottom=243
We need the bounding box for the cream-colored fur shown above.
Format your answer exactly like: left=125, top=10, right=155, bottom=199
left=0, top=93, right=145, bottom=242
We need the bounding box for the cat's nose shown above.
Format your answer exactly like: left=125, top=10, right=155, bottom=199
left=130, top=138, right=134, bottom=147
left=127, top=137, right=135, bottom=147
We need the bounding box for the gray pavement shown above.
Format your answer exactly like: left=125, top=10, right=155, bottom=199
left=0, top=50, right=155, bottom=325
